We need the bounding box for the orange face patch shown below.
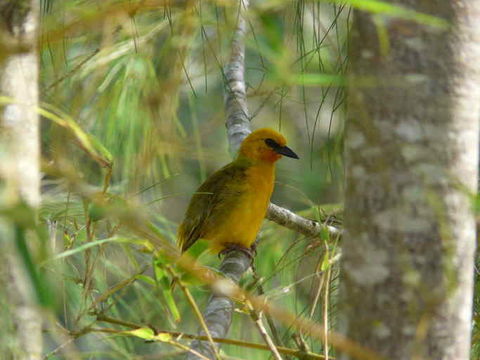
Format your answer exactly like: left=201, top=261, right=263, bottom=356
left=261, top=149, right=282, bottom=162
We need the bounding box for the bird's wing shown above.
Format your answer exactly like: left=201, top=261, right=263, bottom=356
left=178, top=162, right=248, bottom=252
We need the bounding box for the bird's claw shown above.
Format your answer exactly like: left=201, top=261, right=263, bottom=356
left=219, top=242, right=256, bottom=261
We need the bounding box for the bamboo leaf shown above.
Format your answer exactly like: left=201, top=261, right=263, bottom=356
left=0, top=96, right=113, bottom=168
left=123, top=328, right=173, bottom=342
left=45, top=237, right=142, bottom=263
left=153, top=259, right=181, bottom=322
left=123, top=327, right=155, bottom=340
left=15, top=225, right=54, bottom=307
left=321, top=0, right=449, bottom=28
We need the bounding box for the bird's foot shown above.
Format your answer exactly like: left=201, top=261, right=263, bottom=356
left=219, top=243, right=256, bottom=260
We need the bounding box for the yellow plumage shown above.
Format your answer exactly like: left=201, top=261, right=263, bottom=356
left=178, top=128, right=298, bottom=254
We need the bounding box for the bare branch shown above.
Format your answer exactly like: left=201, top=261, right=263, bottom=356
left=267, top=203, right=342, bottom=239
left=186, top=2, right=252, bottom=358
left=186, top=251, right=251, bottom=360
left=224, top=0, right=251, bottom=155
left=90, top=324, right=328, bottom=359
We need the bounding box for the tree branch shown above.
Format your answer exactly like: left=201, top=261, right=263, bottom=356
left=188, top=0, right=340, bottom=357
left=267, top=203, right=342, bottom=239
left=224, top=0, right=251, bottom=155
left=186, top=251, right=251, bottom=359
left=187, top=1, right=251, bottom=358
left=89, top=324, right=328, bottom=359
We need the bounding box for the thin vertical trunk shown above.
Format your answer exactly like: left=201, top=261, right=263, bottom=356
left=0, top=1, right=42, bottom=359
left=343, top=1, right=480, bottom=359
left=186, top=1, right=251, bottom=358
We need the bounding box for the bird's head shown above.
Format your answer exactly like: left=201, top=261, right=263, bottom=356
left=238, top=128, right=299, bottom=163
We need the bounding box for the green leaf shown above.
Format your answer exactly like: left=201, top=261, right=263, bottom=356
left=320, top=252, right=330, bottom=272
left=0, top=96, right=113, bottom=168
left=38, top=101, right=113, bottom=168
left=258, top=11, right=284, bottom=54
left=161, top=285, right=181, bottom=323
left=123, top=327, right=172, bottom=342
left=321, top=0, right=449, bottom=28
left=87, top=202, right=107, bottom=222
left=124, top=327, right=155, bottom=340
left=319, top=226, right=330, bottom=241
left=292, top=73, right=346, bottom=87
left=153, top=260, right=181, bottom=322
left=186, top=238, right=209, bottom=259
left=45, top=237, right=140, bottom=263
left=153, top=332, right=173, bottom=342
left=136, top=274, right=156, bottom=286
left=15, top=226, right=54, bottom=307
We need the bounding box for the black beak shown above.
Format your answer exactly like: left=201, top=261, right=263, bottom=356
left=275, top=145, right=299, bottom=159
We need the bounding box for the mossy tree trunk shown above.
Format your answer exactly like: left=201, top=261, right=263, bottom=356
left=342, top=0, right=480, bottom=360
left=0, top=1, right=42, bottom=359
left=342, top=1, right=480, bottom=359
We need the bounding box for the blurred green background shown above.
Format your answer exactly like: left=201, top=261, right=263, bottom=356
left=3, top=0, right=475, bottom=359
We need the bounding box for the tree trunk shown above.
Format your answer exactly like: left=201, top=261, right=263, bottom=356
left=0, top=1, right=42, bottom=359
left=342, top=1, right=480, bottom=359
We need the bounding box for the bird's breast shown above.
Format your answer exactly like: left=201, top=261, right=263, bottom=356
left=245, top=164, right=275, bottom=204
left=208, top=163, right=275, bottom=252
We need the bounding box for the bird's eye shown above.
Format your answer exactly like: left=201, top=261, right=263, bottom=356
left=265, top=138, right=280, bottom=149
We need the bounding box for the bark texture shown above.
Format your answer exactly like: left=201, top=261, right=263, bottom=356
left=186, top=1, right=251, bottom=358
left=224, top=0, right=251, bottom=155
left=0, top=1, right=42, bottom=359
left=342, top=1, right=480, bottom=359
left=186, top=251, right=251, bottom=359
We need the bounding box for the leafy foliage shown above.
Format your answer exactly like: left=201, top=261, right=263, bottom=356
left=2, top=0, right=477, bottom=359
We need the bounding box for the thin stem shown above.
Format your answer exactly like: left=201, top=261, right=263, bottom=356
left=247, top=300, right=284, bottom=360
left=167, top=267, right=221, bottom=360
left=186, top=251, right=251, bottom=359
left=252, top=265, right=284, bottom=348
left=323, top=267, right=332, bottom=360
left=87, top=327, right=328, bottom=360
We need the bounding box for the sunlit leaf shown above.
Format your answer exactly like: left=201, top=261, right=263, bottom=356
left=124, top=327, right=155, bottom=340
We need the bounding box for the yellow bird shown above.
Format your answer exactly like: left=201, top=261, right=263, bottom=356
left=178, top=128, right=299, bottom=255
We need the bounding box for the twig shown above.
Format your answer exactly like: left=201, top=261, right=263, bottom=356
left=169, top=340, right=211, bottom=360
left=90, top=327, right=211, bottom=360
left=96, top=314, right=142, bottom=329
left=167, top=267, right=221, bottom=360
left=267, top=203, right=342, bottom=239
left=90, top=266, right=147, bottom=310
left=44, top=49, right=100, bottom=92
left=186, top=250, right=252, bottom=359
left=247, top=300, right=284, bottom=360
left=251, top=265, right=284, bottom=348
left=42, top=337, right=75, bottom=360
left=323, top=266, right=332, bottom=360
left=88, top=326, right=328, bottom=359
